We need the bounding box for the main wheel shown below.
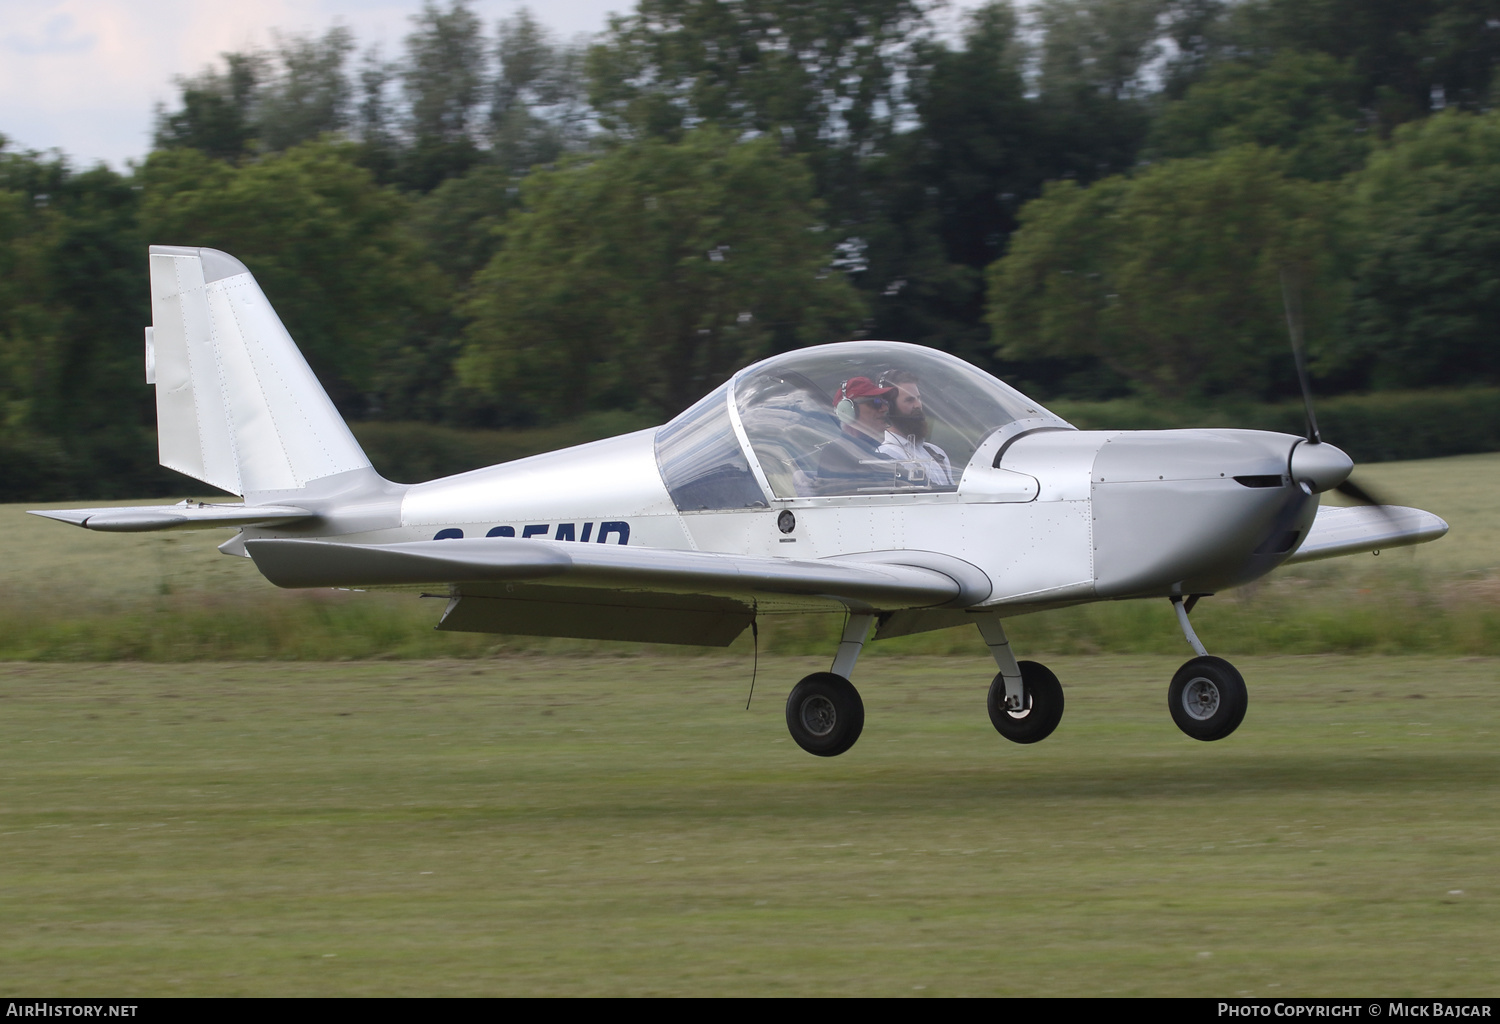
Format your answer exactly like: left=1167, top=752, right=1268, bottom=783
left=1168, top=656, right=1248, bottom=741
left=785, top=672, right=865, bottom=757
left=987, top=661, right=1064, bottom=744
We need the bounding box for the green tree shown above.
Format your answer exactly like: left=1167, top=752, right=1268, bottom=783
left=1029, top=0, right=1167, bottom=181
left=139, top=141, right=439, bottom=413
left=0, top=169, right=63, bottom=497
left=1219, top=0, right=1500, bottom=126
left=154, top=28, right=357, bottom=161
left=858, top=2, right=1040, bottom=367
left=488, top=10, right=592, bottom=176
left=1350, top=109, right=1500, bottom=387
left=586, top=0, right=936, bottom=219
left=989, top=146, right=1343, bottom=399
left=256, top=27, right=357, bottom=153
left=461, top=128, right=866, bottom=421
left=354, top=46, right=401, bottom=184
left=1148, top=50, right=1372, bottom=180
left=153, top=52, right=266, bottom=161
left=0, top=143, right=157, bottom=499
left=387, top=163, right=522, bottom=425
left=399, top=0, right=489, bottom=190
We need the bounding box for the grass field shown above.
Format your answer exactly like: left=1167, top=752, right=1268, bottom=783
left=1, top=655, right=1496, bottom=996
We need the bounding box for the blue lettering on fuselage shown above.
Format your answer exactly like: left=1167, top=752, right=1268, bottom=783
left=433, top=521, right=630, bottom=544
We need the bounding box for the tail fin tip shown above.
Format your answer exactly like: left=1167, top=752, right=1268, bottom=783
left=148, top=245, right=248, bottom=284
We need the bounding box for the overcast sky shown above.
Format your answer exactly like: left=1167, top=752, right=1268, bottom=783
left=0, top=0, right=986, bottom=172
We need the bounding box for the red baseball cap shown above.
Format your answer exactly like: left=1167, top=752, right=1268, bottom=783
left=838, top=376, right=894, bottom=402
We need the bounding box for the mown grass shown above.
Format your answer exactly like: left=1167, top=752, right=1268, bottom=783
left=6, top=451, right=1498, bottom=660
left=0, top=655, right=1495, bottom=996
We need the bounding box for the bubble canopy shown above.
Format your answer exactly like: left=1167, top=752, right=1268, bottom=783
left=655, top=341, right=1067, bottom=510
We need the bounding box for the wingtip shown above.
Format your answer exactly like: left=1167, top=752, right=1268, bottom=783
left=27, top=508, right=92, bottom=527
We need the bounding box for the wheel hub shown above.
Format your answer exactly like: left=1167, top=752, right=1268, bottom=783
left=800, top=694, right=838, bottom=737
left=1181, top=677, right=1221, bottom=720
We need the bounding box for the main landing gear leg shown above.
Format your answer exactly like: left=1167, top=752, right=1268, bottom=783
left=784, top=613, right=872, bottom=757
left=1167, top=596, right=1248, bottom=741
left=976, top=616, right=1064, bottom=744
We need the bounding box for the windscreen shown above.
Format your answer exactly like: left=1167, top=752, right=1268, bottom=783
left=732, top=341, right=1059, bottom=499
left=654, top=382, right=768, bottom=511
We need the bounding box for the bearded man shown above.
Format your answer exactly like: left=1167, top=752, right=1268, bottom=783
left=876, top=368, right=953, bottom=488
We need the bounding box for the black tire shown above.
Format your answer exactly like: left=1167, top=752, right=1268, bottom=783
left=1168, top=656, right=1248, bottom=741
left=785, top=672, right=865, bottom=757
left=987, top=661, right=1064, bottom=744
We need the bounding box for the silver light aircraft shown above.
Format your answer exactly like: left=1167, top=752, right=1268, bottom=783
left=32, top=247, right=1449, bottom=756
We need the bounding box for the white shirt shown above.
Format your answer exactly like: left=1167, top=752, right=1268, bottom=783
left=879, top=430, right=953, bottom=488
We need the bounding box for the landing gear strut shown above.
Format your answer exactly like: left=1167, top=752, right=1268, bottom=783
left=784, top=614, right=871, bottom=757
left=977, top=616, right=1064, bottom=744
left=1168, top=596, right=1247, bottom=741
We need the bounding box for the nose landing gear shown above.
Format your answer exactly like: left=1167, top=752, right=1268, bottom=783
left=1168, top=596, right=1247, bottom=741
left=977, top=616, right=1064, bottom=744
left=986, top=661, right=1064, bottom=743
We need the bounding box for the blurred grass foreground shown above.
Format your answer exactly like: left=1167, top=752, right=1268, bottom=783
left=5, top=451, right=1499, bottom=662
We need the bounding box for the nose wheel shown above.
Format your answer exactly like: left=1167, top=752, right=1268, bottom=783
left=1169, top=656, right=1247, bottom=740
left=987, top=661, right=1065, bottom=744
left=1167, top=598, right=1248, bottom=741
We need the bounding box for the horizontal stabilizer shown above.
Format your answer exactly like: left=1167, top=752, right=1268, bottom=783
left=1283, top=505, right=1448, bottom=565
left=245, top=537, right=982, bottom=611
left=29, top=500, right=313, bottom=533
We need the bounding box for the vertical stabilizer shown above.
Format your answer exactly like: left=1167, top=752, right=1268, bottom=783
left=148, top=245, right=371, bottom=497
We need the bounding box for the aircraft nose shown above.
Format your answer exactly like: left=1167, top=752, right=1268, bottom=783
left=1288, top=440, right=1353, bottom=494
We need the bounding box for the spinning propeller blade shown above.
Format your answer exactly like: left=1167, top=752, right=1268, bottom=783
left=1279, top=268, right=1320, bottom=445
left=1279, top=267, right=1392, bottom=516
left=1332, top=476, right=1390, bottom=509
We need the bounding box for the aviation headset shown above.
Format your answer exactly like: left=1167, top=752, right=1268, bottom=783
left=834, top=377, right=888, bottom=422
left=835, top=382, right=859, bottom=423
left=835, top=374, right=903, bottom=423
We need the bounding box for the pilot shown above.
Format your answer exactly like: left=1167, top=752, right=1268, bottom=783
left=811, top=376, right=899, bottom=494
left=877, top=368, right=953, bottom=488
left=835, top=376, right=894, bottom=445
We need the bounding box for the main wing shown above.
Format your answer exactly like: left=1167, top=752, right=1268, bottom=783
left=245, top=537, right=992, bottom=647
left=1283, top=504, right=1448, bottom=565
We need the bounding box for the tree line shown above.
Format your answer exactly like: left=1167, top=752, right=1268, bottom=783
left=2, top=0, right=1498, bottom=499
